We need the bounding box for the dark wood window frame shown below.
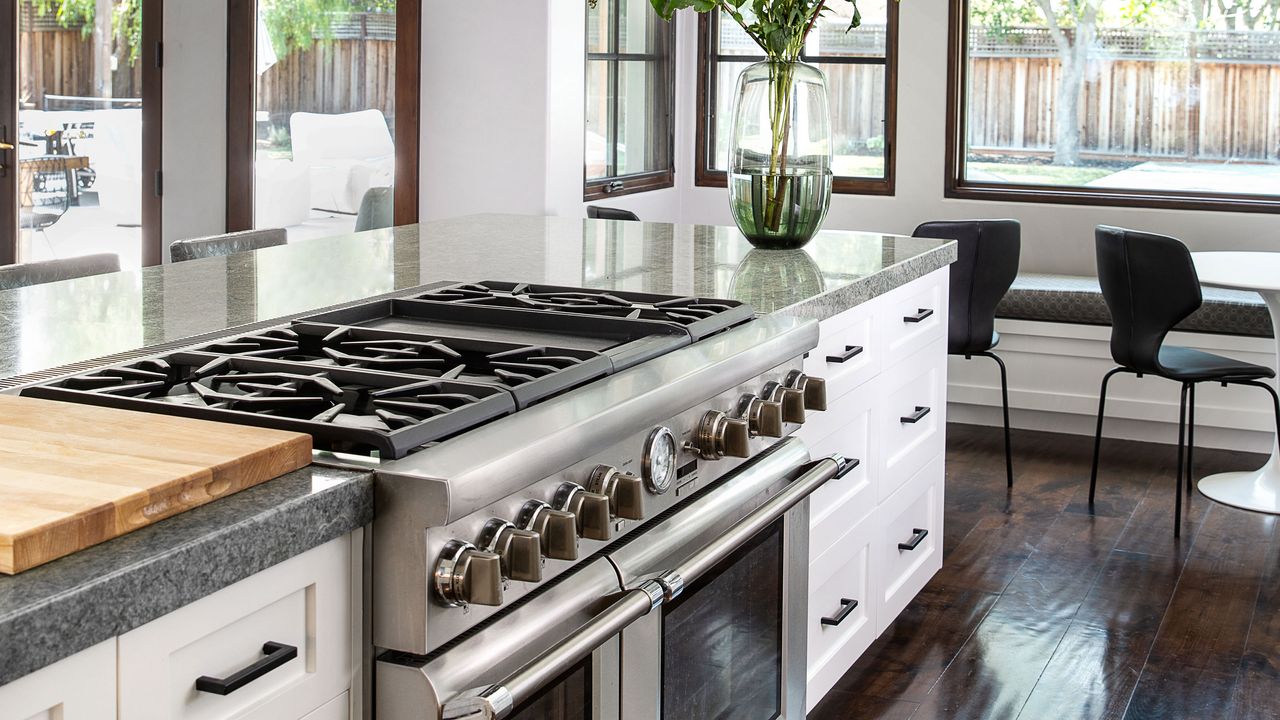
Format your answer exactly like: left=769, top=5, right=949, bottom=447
left=226, top=1, right=420, bottom=232
left=583, top=2, right=676, bottom=202
left=695, top=7, right=899, bottom=196
left=0, top=0, right=162, bottom=267
left=944, top=1, right=1280, bottom=215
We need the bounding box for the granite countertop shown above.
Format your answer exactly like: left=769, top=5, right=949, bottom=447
left=0, top=214, right=955, bottom=685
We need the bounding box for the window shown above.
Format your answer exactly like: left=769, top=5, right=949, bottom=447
left=585, top=0, right=676, bottom=200
left=697, top=0, right=899, bottom=195
left=948, top=1, right=1280, bottom=213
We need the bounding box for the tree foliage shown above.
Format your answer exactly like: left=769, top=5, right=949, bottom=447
left=649, top=0, right=870, bottom=61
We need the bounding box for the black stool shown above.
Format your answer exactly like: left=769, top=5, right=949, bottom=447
left=914, top=220, right=1021, bottom=488
left=1090, top=226, right=1280, bottom=536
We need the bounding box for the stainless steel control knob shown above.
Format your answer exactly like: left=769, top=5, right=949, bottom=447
left=554, top=483, right=613, bottom=541
left=587, top=465, right=646, bottom=521
left=786, top=370, right=828, bottom=411
left=479, top=519, right=543, bottom=583
left=518, top=500, right=578, bottom=561
left=737, top=394, right=784, bottom=438
left=433, top=540, right=503, bottom=608
left=762, top=381, right=806, bottom=424
left=694, top=410, right=752, bottom=460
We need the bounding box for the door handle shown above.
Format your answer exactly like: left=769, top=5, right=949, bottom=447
left=195, top=641, right=298, bottom=695
left=898, top=528, right=929, bottom=552
left=820, top=598, right=859, bottom=626
left=0, top=142, right=13, bottom=151
left=826, top=345, right=864, bottom=364
left=900, top=406, right=931, bottom=424
left=903, top=308, right=934, bottom=324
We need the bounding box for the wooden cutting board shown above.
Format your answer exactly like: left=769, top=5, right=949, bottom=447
left=0, top=394, right=313, bottom=575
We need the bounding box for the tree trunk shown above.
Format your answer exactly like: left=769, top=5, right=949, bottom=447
left=1053, top=37, right=1090, bottom=166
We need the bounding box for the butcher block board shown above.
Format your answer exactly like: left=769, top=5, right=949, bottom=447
left=0, top=394, right=313, bottom=575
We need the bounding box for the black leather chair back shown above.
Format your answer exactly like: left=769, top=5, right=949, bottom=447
left=0, top=253, right=120, bottom=291
left=586, top=206, right=640, bottom=222
left=913, top=220, right=1021, bottom=356
left=1095, top=226, right=1202, bottom=374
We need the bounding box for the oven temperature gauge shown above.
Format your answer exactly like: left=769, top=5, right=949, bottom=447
left=642, top=426, right=678, bottom=495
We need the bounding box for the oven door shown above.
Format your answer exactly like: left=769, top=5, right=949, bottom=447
left=437, top=437, right=854, bottom=720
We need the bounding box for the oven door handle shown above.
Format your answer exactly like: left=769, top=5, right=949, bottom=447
left=442, top=452, right=854, bottom=720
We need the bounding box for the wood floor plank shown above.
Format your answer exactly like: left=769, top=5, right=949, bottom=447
left=1229, top=529, right=1280, bottom=720
left=1122, top=504, right=1275, bottom=719
left=809, top=691, right=920, bottom=720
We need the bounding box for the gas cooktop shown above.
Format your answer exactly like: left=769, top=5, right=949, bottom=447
left=22, top=282, right=754, bottom=459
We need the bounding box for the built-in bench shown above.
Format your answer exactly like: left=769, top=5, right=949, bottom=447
left=996, top=273, right=1273, bottom=339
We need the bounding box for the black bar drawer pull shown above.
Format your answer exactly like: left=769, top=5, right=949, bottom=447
left=900, top=406, right=931, bottom=424
left=835, top=457, right=861, bottom=479
left=903, top=308, right=934, bottom=324
left=195, top=641, right=298, bottom=695
left=820, top=598, right=859, bottom=626
left=826, top=345, right=864, bottom=364
left=898, top=528, right=929, bottom=552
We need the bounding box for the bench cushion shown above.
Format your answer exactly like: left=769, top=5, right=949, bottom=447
left=996, top=273, right=1273, bottom=339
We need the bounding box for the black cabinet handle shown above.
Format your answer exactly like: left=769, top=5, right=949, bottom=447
left=900, top=406, right=931, bottom=424
left=835, top=457, right=861, bottom=479
left=903, top=308, right=934, bottom=324
left=898, top=528, right=929, bottom=551
left=820, top=598, right=859, bottom=626
left=826, top=345, right=864, bottom=364
left=195, top=641, right=298, bottom=695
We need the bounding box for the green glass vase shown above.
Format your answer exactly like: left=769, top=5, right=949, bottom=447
left=727, top=60, right=833, bottom=250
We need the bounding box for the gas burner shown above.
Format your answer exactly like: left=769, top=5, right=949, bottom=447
left=24, top=354, right=517, bottom=459
left=416, top=282, right=753, bottom=336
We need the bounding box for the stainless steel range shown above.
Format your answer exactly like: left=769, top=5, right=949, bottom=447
left=21, top=280, right=849, bottom=720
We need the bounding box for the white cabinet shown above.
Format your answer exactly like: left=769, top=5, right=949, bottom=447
left=118, top=536, right=353, bottom=720
left=804, top=269, right=949, bottom=708
left=0, top=640, right=116, bottom=720
left=0, top=534, right=357, bottom=720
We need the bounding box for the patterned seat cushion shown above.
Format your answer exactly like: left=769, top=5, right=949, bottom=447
left=996, top=273, right=1273, bottom=339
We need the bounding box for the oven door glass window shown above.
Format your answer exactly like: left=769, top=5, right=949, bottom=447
left=508, top=659, right=592, bottom=720
left=661, top=520, right=784, bottom=719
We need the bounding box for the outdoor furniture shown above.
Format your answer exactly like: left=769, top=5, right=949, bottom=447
left=255, top=158, right=311, bottom=229
left=914, top=220, right=1021, bottom=487
left=587, top=206, right=640, bottom=221
left=1089, top=227, right=1279, bottom=536
left=0, top=253, right=120, bottom=291
left=1187, top=252, right=1280, bottom=516
left=290, top=110, right=394, bottom=214
left=355, top=187, right=393, bottom=232
left=170, top=228, right=288, bottom=263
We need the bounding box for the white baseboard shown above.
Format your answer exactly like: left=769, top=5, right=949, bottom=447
left=946, top=319, right=1278, bottom=454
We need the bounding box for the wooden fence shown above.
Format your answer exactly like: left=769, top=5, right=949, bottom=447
left=255, top=38, right=397, bottom=130
left=18, top=28, right=141, bottom=107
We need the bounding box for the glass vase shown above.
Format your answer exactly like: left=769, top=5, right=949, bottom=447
left=727, top=60, right=833, bottom=250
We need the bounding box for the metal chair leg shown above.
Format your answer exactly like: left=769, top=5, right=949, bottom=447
left=975, top=352, right=1014, bottom=489
left=1090, top=367, right=1128, bottom=505
left=1186, top=383, right=1196, bottom=495
left=1175, top=382, right=1189, bottom=538
left=1230, top=379, right=1280, bottom=454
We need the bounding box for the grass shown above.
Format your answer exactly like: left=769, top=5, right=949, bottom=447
left=967, top=161, right=1119, bottom=186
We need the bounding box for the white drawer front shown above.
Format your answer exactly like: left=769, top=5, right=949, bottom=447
left=0, top=640, right=115, bottom=720
left=806, top=302, right=881, bottom=404
left=301, top=693, right=349, bottom=720
left=877, top=340, right=946, bottom=502
left=806, top=519, right=876, bottom=712
left=878, top=268, right=948, bottom=365
left=119, top=536, right=352, bottom=720
left=804, top=391, right=876, bottom=558
left=874, top=457, right=944, bottom=633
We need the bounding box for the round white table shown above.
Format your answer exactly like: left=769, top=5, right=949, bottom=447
left=1192, top=251, right=1280, bottom=514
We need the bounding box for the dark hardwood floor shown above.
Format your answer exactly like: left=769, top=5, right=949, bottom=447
left=809, top=423, right=1280, bottom=720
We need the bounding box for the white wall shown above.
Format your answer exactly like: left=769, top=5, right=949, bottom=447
left=161, top=0, right=227, bottom=254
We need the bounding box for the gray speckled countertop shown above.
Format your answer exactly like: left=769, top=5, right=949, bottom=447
left=0, top=214, right=954, bottom=685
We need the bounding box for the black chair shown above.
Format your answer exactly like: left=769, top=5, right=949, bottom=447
left=913, top=220, right=1021, bottom=488
left=170, top=228, right=288, bottom=263
left=586, top=206, right=640, bottom=221
left=1090, top=226, right=1280, bottom=536
left=0, top=253, right=120, bottom=291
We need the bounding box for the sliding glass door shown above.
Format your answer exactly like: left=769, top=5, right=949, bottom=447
left=0, top=0, right=161, bottom=268
left=226, top=0, right=418, bottom=240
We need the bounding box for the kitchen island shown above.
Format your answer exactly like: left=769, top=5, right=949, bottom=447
left=0, top=214, right=955, bottom=716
